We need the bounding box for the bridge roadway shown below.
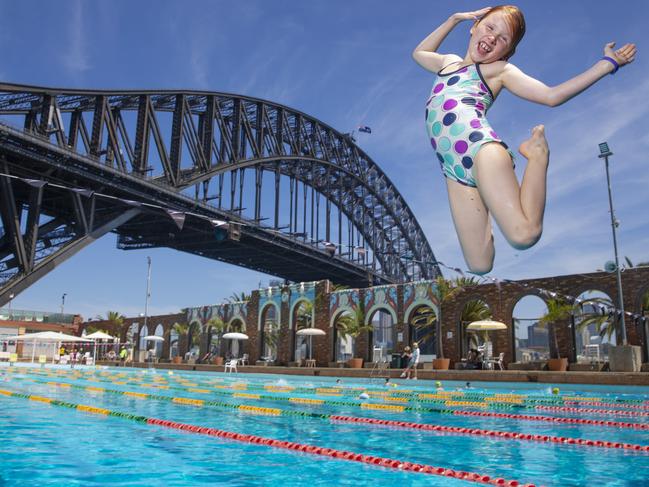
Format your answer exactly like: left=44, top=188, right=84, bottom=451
left=0, top=122, right=376, bottom=300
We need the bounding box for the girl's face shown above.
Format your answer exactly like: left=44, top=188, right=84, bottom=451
left=468, top=12, right=513, bottom=63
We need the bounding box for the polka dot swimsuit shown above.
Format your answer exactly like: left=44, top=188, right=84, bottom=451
left=425, top=63, right=514, bottom=187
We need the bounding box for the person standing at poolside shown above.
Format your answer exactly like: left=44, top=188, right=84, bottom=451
left=413, top=5, right=636, bottom=273
left=408, top=342, right=420, bottom=380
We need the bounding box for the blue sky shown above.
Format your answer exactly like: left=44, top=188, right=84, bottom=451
left=1, top=0, right=647, bottom=320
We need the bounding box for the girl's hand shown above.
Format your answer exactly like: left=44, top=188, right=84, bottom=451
left=452, top=7, right=492, bottom=22
left=604, top=42, right=637, bottom=68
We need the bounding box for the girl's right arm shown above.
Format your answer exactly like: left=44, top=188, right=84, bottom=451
left=412, top=7, right=491, bottom=73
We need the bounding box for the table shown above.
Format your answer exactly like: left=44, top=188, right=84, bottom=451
left=305, top=359, right=316, bottom=368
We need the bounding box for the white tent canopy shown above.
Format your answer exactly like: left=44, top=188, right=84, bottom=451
left=4, top=331, right=92, bottom=342
left=85, top=331, right=116, bottom=340
left=2, top=331, right=93, bottom=364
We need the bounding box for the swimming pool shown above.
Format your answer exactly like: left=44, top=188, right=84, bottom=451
left=1, top=364, right=648, bottom=486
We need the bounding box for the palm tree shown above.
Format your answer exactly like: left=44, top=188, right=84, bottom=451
left=227, top=291, right=251, bottom=303
left=95, top=311, right=126, bottom=341
left=170, top=321, right=190, bottom=356
left=335, top=306, right=372, bottom=359
left=461, top=299, right=493, bottom=349
left=539, top=298, right=574, bottom=359
left=575, top=296, right=618, bottom=342
left=206, top=316, right=226, bottom=357
left=294, top=301, right=313, bottom=330
left=430, top=276, right=464, bottom=359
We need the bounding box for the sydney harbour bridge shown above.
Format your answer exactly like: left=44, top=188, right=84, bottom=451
left=0, top=82, right=440, bottom=305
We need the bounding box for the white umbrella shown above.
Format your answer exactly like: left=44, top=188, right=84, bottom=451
left=222, top=332, right=248, bottom=359
left=296, top=328, right=326, bottom=360
left=222, top=332, right=249, bottom=340
left=466, top=320, right=507, bottom=360
left=142, top=335, right=164, bottom=342
left=85, top=331, right=115, bottom=340
left=86, top=331, right=116, bottom=364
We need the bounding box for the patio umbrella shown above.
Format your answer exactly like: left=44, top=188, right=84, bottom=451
left=222, top=332, right=248, bottom=359
left=142, top=335, right=164, bottom=341
left=86, top=331, right=116, bottom=361
left=296, top=327, right=326, bottom=360
left=466, top=320, right=507, bottom=359
left=222, top=332, right=249, bottom=340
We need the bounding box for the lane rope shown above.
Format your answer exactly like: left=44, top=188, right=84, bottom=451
left=0, top=387, right=533, bottom=487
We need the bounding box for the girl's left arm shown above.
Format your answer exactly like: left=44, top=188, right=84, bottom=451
left=501, top=42, right=636, bottom=107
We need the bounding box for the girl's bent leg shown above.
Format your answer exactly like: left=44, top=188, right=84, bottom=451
left=446, top=179, right=495, bottom=274
left=473, top=126, right=549, bottom=250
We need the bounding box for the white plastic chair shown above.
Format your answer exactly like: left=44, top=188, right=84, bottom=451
left=224, top=359, right=238, bottom=373
left=240, top=353, right=249, bottom=366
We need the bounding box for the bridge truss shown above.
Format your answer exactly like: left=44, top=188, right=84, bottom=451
left=0, top=82, right=440, bottom=304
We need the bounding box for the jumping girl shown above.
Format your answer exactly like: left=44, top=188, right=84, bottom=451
left=413, top=5, right=636, bottom=273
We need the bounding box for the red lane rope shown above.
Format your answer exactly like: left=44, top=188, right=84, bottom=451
left=146, top=418, right=533, bottom=486
left=564, top=401, right=649, bottom=411
left=454, top=410, right=649, bottom=431
left=328, top=415, right=649, bottom=453
left=535, top=405, right=649, bottom=417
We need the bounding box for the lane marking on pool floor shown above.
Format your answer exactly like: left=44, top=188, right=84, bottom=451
left=5, top=370, right=648, bottom=432
left=12, top=378, right=649, bottom=453
left=0, top=387, right=534, bottom=487
left=17, top=367, right=649, bottom=416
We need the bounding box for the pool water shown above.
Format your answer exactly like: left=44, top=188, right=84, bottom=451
left=1, top=364, right=648, bottom=486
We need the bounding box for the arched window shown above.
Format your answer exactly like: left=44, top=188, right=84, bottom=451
left=138, top=324, right=149, bottom=351
left=169, top=327, right=179, bottom=358
left=293, top=301, right=313, bottom=362
left=260, top=305, right=279, bottom=362
left=574, top=290, right=616, bottom=363
left=333, top=310, right=355, bottom=362
left=513, top=296, right=549, bottom=363
left=369, top=309, right=393, bottom=361
left=226, top=319, right=245, bottom=358
left=408, top=305, right=436, bottom=356
left=153, top=324, right=164, bottom=357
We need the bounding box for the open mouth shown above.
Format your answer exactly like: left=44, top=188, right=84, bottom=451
left=478, top=41, right=492, bottom=54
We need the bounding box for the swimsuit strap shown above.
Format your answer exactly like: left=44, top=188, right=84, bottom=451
left=438, top=60, right=463, bottom=75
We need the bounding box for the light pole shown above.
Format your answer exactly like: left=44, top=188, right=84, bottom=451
left=598, top=142, right=627, bottom=345
left=60, top=293, right=67, bottom=315
left=143, top=256, right=152, bottom=335
left=8, top=293, right=14, bottom=318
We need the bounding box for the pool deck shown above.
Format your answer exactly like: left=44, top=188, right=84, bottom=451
left=101, top=361, right=649, bottom=386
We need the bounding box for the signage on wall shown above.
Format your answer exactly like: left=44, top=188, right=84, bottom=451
left=447, top=332, right=453, bottom=339
left=397, top=332, right=403, bottom=342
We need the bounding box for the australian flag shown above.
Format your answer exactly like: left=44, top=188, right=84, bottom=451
left=358, top=126, right=372, bottom=134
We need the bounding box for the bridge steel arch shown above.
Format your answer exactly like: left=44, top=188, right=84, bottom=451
left=0, top=83, right=441, bottom=304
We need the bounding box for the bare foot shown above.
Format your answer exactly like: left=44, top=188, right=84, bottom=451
left=518, top=125, right=549, bottom=161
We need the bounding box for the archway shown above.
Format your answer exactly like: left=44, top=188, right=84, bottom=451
left=226, top=318, right=245, bottom=359
left=187, top=322, right=201, bottom=359
left=293, top=300, right=313, bottom=363
left=458, top=299, right=492, bottom=359
left=169, top=327, right=179, bottom=359
left=259, top=305, right=279, bottom=362
left=332, top=310, right=355, bottom=363
left=368, top=308, right=394, bottom=362
left=138, top=324, right=149, bottom=353
left=512, top=295, right=549, bottom=363
left=153, top=324, right=164, bottom=358
left=407, top=305, right=436, bottom=357
left=574, top=290, right=616, bottom=363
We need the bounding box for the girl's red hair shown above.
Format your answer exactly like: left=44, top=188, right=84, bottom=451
left=479, top=5, right=526, bottom=60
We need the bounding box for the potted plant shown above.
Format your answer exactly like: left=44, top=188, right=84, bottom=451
left=539, top=298, right=573, bottom=371
left=206, top=316, right=227, bottom=365
left=335, top=307, right=372, bottom=368
left=170, top=321, right=189, bottom=363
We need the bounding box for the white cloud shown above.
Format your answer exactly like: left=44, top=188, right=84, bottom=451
left=61, top=0, right=91, bottom=74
